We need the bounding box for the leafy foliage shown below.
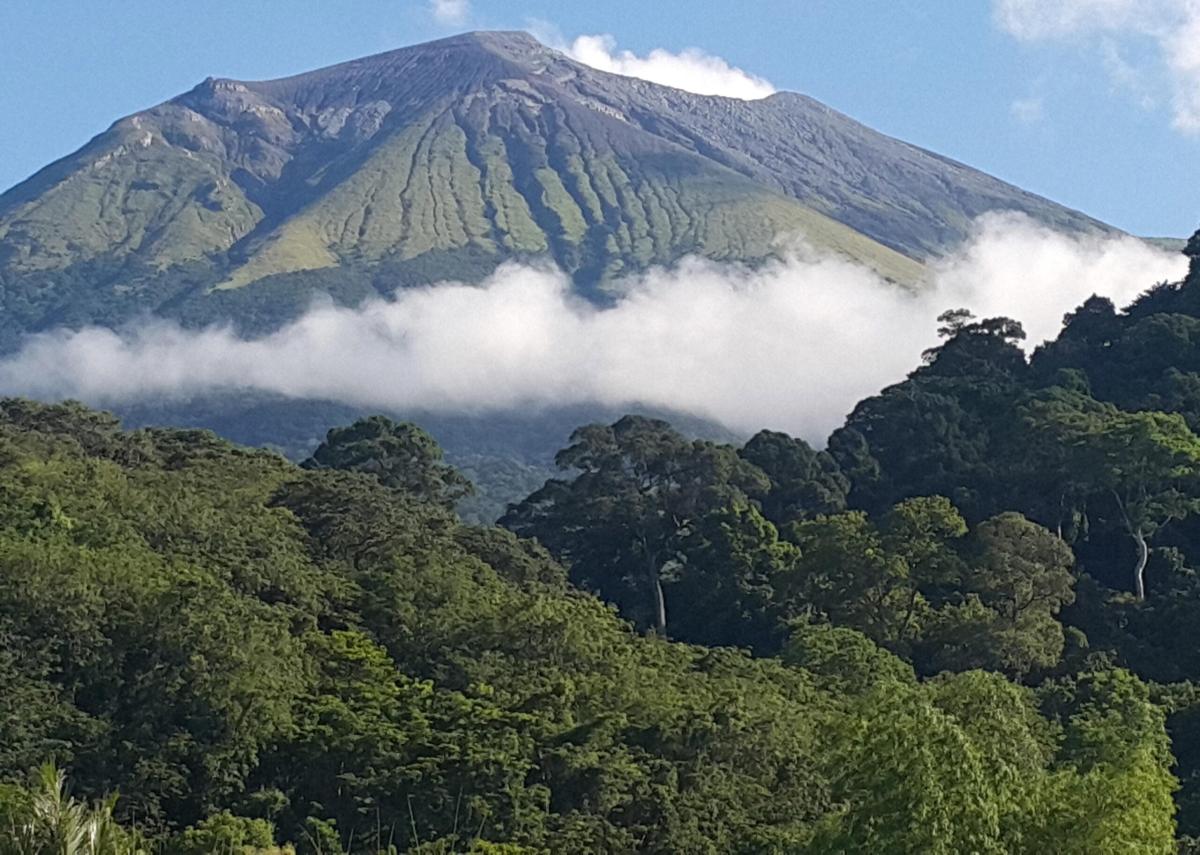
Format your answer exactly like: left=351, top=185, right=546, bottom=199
left=0, top=397, right=1180, bottom=852
left=303, top=415, right=474, bottom=508
left=12, top=234, right=1200, bottom=850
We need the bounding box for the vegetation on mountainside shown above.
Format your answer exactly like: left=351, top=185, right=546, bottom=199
left=0, top=30, right=1115, bottom=347
left=113, top=395, right=742, bottom=526
left=11, top=236, right=1200, bottom=850
left=0, top=127, right=918, bottom=352
left=3, top=26, right=1194, bottom=855
left=0, top=393, right=1182, bottom=852
left=500, top=232, right=1200, bottom=847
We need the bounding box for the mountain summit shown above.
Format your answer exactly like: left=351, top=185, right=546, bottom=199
left=0, top=31, right=1107, bottom=343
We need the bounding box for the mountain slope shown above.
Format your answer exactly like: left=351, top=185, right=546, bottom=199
left=0, top=31, right=1109, bottom=340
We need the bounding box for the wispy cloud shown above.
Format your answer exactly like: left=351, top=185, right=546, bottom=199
left=552, top=33, right=776, bottom=100
left=429, top=0, right=470, bottom=26
left=1010, top=95, right=1045, bottom=123
left=994, top=0, right=1200, bottom=132
left=0, top=215, right=1183, bottom=441
left=994, top=0, right=1146, bottom=38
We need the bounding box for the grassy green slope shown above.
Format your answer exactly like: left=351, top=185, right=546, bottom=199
left=217, top=94, right=921, bottom=290
left=0, top=118, right=262, bottom=273
left=1, top=29, right=1124, bottom=337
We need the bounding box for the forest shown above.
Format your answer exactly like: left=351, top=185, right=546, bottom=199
left=10, top=241, right=1200, bottom=852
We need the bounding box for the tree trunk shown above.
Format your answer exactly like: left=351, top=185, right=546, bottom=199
left=1132, top=528, right=1149, bottom=601
left=652, top=566, right=672, bottom=634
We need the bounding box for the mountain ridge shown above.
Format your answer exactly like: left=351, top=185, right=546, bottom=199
left=0, top=30, right=1113, bottom=344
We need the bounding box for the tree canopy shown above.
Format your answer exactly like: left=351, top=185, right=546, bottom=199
left=0, top=398, right=1181, bottom=852
left=12, top=234, right=1200, bottom=850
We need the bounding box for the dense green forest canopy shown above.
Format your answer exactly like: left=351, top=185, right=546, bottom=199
left=0, top=400, right=1180, bottom=854
left=12, top=239, right=1200, bottom=851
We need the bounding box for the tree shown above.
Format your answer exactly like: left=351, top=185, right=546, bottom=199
left=785, top=498, right=1077, bottom=677
left=1026, top=393, right=1200, bottom=599
left=968, top=514, right=1074, bottom=622
left=0, top=764, right=147, bottom=855
left=272, top=469, right=454, bottom=570
left=787, top=510, right=911, bottom=647
left=1037, top=669, right=1178, bottom=853
left=1186, top=227, right=1200, bottom=280
left=829, top=313, right=1030, bottom=518
left=668, top=502, right=799, bottom=651
left=739, top=430, right=848, bottom=525
left=172, top=811, right=278, bottom=855
left=1029, top=296, right=1120, bottom=388
left=782, top=622, right=914, bottom=694
left=807, top=680, right=1005, bottom=854
left=828, top=382, right=1003, bottom=517
left=924, top=513, right=1076, bottom=677
left=303, top=416, right=473, bottom=508
left=786, top=497, right=967, bottom=656
left=921, top=312, right=1028, bottom=380
left=502, top=416, right=768, bottom=633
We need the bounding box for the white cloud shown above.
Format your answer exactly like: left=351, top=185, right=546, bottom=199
left=993, top=0, right=1146, bottom=38
left=557, top=33, right=776, bottom=100
left=994, top=0, right=1200, bottom=131
left=1010, top=96, right=1045, bottom=123
left=1099, top=39, right=1161, bottom=110
left=0, top=215, right=1183, bottom=442
left=429, top=0, right=470, bottom=26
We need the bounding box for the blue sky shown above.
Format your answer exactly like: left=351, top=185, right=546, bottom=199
left=2, top=0, right=1197, bottom=237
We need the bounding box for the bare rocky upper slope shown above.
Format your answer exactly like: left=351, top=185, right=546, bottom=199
left=0, top=31, right=1109, bottom=333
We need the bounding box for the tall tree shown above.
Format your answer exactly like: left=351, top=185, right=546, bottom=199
left=669, top=502, right=799, bottom=651
left=924, top=513, right=1076, bottom=677
left=739, top=430, right=848, bottom=525
left=785, top=497, right=967, bottom=656
left=1026, top=393, right=1200, bottom=599
left=501, top=416, right=768, bottom=633
left=303, top=416, right=473, bottom=508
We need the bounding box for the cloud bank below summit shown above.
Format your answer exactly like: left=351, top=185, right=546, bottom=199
left=0, top=215, right=1184, bottom=441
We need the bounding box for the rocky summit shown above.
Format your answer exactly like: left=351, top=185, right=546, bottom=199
left=0, top=31, right=1108, bottom=346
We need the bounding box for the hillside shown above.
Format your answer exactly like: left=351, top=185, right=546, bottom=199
left=4, top=239, right=1200, bottom=854
left=111, top=393, right=744, bottom=523
left=0, top=398, right=1180, bottom=852
left=0, top=31, right=1110, bottom=346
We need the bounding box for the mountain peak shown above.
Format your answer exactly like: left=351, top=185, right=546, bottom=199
left=426, top=29, right=548, bottom=53
left=311, top=29, right=556, bottom=74
left=210, top=29, right=561, bottom=103
left=0, top=30, right=1111, bottom=346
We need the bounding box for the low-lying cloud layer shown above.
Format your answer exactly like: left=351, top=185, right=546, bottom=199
left=0, top=215, right=1184, bottom=441
left=995, top=0, right=1200, bottom=132
left=557, top=33, right=777, bottom=100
